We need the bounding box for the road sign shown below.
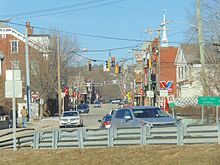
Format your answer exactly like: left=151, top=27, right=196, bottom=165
left=147, top=91, right=154, bottom=98
left=5, top=81, right=22, bottom=98
left=160, top=90, right=168, bottom=97
left=31, top=92, right=39, bottom=100
left=198, top=96, right=220, bottom=106
left=169, top=102, right=175, bottom=108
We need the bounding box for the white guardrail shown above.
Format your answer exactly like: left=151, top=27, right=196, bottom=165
left=1, top=121, right=220, bottom=150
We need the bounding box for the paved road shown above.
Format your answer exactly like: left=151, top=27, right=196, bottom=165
left=82, top=103, right=119, bottom=128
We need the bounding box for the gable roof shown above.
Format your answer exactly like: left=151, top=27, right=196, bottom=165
left=160, top=46, right=178, bottom=63
left=180, top=44, right=200, bottom=64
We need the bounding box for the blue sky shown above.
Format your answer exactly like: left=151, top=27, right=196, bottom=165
left=0, top=0, right=194, bottom=62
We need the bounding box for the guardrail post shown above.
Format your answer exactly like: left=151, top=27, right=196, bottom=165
left=108, top=127, right=114, bottom=147
left=183, top=124, right=188, bottom=136
left=33, top=131, right=40, bottom=149
left=77, top=128, right=84, bottom=148
left=52, top=129, right=58, bottom=149
left=140, top=124, right=147, bottom=144
left=177, top=120, right=184, bottom=145
left=218, top=122, right=220, bottom=144
left=113, top=127, right=117, bottom=138
left=146, top=124, right=151, bottom=141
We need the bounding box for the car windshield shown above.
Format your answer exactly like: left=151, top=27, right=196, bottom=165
left=63, top=111, right=78, bottom=117
left=132, top=108, right=169, bottom=118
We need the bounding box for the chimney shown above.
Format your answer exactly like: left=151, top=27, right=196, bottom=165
left=26, top=22, right=33, bottom=35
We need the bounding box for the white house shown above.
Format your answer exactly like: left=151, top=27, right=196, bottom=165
left=175, top=44, right=203, bottom=98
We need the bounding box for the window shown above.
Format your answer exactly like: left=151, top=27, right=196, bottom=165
left=115, top=109, right=132, bottom=119
left=11, top=40, right=18, bottom=53
left=178, top=67, right=180, bottom=79
left=115, top=110, right=125, bottom=119
left=185, top=66, right=187, bottom=78
left=181, top=67, right=184, bottom=78
left=11, top=61, right=19, bottom=70
left=31, top=61, right=39, bottom=75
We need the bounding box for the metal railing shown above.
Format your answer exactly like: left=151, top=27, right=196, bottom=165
left=1, top=121, right=220, bottom=150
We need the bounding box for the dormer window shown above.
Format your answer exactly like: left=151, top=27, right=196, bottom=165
left=11, top=40, right=18, bottom=53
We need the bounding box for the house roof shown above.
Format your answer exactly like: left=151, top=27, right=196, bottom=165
left=160, top=46, right=178, bottom=62
left=180, top=44, right=200, bottom=64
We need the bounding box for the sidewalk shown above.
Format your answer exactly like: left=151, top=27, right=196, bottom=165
left=0, top=117, right=59, bottom=141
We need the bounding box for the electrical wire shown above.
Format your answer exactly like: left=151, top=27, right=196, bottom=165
left=7, top=0, right=125, bottom=21
left=2, top=0, right=105, bottom=18
left=6, top=21, right=184, bottom=44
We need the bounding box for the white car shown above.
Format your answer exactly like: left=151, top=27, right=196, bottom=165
left=59, top=111, right=83, bottom=128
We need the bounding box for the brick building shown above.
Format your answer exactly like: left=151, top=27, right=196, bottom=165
left=0, top=22, right=49, bottom=107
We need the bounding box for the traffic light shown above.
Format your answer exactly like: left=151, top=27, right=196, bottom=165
left=118, top=66, right=122, bottom=73
left=115, top=63, right=119, bottom=74
left=111, top=56, right=115, bottom=67
left=106, top=60, right=108, bottom=69
left=88, top=60, right=92, bottom=71
left=64, top=86, right=69, bottom=96
left=105, top=59, right=110, bottom=71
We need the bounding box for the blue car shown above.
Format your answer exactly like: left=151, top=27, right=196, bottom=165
left=77, top=104, right=89, bottom=113
left=93, top=101, right=101, bottom=108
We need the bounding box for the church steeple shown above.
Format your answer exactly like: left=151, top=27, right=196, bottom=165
left=161, top=9, right=168, bottom=47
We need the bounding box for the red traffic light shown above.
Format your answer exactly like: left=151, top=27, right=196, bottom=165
left=64, top=86, right=69, bottom=96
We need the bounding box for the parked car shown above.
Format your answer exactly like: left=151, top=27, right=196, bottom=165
left=111, top=106, right=176, bottom=128
left=93, top=100, right=101, bottom=108
left=111, top=99, right=121, bottom=104
left=59, top=111, right=83, bottom=128
left=98, top=114, right=112, bottom=129
left=77, top=104, right=89, bottom=113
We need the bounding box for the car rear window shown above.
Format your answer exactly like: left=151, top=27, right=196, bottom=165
left=104, top=115, right=112, bottom=121
left=132, top=108, right=169, bottom=118
left=78, top=104, right=88, bottom=108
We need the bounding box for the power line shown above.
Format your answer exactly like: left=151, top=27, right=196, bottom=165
left=7, top=21, right=183, bottom=44
left=2, top=0, right=104, bottom=18
left=7, top=0, right=125, bottom=20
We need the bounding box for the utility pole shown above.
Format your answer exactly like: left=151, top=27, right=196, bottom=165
left=132, top=57, right=135, bottom=105
left=196, top=0, right=206, bottom=96
left=25, top=24, right=31, bottom=121
left=57, top=35, right=62, bottom=117
left=156, top=30, right=161, bottom=107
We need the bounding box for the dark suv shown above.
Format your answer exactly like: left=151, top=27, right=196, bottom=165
left=77, top=104, right=89, bottom=113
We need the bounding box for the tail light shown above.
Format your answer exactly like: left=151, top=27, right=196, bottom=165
left=103, top=121, right=111, bottom=125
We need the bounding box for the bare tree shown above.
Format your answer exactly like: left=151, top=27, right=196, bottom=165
left=185, top=0, right=220, bottom=95
left=29, top=33, right=79, bottom=116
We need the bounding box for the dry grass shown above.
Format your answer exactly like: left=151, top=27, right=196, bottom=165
left=1, top=144, right=220, bottom=165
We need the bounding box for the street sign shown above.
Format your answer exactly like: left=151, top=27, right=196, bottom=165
left=5, top=81, right=22, bottom=98
left=169, top=102, right=175, bottom=108
left=147, top=91, right=154, bottom=98
left=198, top=96, right=220, bottom=106
left=160, top=90, right=168, bottom=97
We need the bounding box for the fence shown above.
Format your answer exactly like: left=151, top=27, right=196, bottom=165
left=1, top=122, right=220, bottom=150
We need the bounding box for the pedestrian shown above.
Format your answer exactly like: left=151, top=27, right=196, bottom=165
left=20, top=106, right=28, bottom=128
